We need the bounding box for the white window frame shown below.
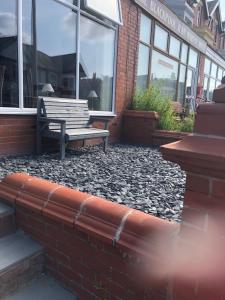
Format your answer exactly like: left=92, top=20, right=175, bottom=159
left=0, top=0, right=118, bottom=116
left=84, top=0, right=123, bottom=25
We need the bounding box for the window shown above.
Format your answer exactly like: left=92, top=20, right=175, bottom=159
left=203, top=76, right=209, bottom=99
left=1, top=0, right=118, bottom=112
left=151, top=50, right=179, bottom=101
left=137, top=44, right=150, bottom=90
left=35, top=0, right=77, bottom=101
left=204, top=58, right=211, bottom=75
left=140, top=14, right=151, bottom=44
left=203, top=57, right=224, bottom=101
left=218, top=68, right=223, bottom=81
left=0, top=0, right=18, bottom=107
left=85, top=0, right=122, bottom=24
left=181, top=44, right=188, bottom=64
left=79, top=16, right=115, bottom=111
left=154, top=25, right=168, bottom=52
left=177, top=65, right=186, bottom=104
left=188, top=48, right=198, bottom=69
left=136, top=20, right=201, bottom=105
left=211, top=63, right=217, bottom=78
left=208, top=78, right=216, bottom=100
left=136, top=14, right=151, bottom=90
left=169, top=36, right=181, bottom=59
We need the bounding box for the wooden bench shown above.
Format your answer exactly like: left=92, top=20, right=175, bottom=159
left=37, top=97, right=112, bottom=159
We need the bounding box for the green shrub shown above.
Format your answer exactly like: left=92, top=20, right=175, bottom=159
left=179, top=115, right=194, bottom=132
left=132, top=86, right=194, bottom=132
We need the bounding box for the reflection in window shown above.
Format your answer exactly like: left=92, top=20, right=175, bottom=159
left=218, top=68, right=223, bottom=81
left=211, top=63, right=217, bottom=77
left=188, top=48, right=198, bottom=69
left=181, top=44, right=188, bottom=64
left=23, top=0, right=77, bottom=107
left=137, top=44, right=150, bottom=90
left=177, top=64, right=186, bottom=104
left=169, top=36, right=180, bottom=59
left=79, top=16, right=115, bottom=111
left=203, top=76, right=209, bottom=100
left=151, top=50, right=178, bottom=101
left=140, top=14, right=151, bottom=44
left=0, top=0, right=18, bottom=107
left=154, top=25, right=168, bottom=52
left=208, top=78, right=216, bottom=101
left=204, top=58, right=211, bottom=75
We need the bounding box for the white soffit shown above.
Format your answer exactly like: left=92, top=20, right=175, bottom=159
left=84, top=0, right=123, bottom=25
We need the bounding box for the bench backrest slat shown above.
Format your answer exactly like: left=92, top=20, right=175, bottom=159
left=39, top=97, right=90, bottom=130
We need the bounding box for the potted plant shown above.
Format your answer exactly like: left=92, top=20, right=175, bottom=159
left=123, top=86, right=194, bottom=145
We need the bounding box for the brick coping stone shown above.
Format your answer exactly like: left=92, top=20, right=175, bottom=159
left=0, top=173, right=179, bottom=258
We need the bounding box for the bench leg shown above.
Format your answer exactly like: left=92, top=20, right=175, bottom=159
left=60, top=140, right=66, bottom=160
left=103, top=137, right=108, bottom=153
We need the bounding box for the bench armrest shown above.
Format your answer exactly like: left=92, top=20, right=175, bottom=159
left=89, top=116, right=113, bottom=130
left=38, top=117, right=66, bottom=124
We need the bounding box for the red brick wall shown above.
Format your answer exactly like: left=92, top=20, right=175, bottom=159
left=0, top=173, right=178, bottom=300
left=0, top=115, right=36, bottom=156
left=110, top=0, right=140, bottom=141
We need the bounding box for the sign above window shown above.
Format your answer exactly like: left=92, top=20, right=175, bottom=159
left=84, top=0, right=123, bottom=25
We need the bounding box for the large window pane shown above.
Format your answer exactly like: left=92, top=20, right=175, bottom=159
left=36, top=0, right=77, bottom=99
left=218, top=68, right=223, bottom=81
left=177, top=64, right=186, bottom=104
left=181, top=43, right=188, bottom=64
left=23, top=0, right=36, bottom=108
left=154, top=25, right=168, bottom=52
left=140, top=14, right=151, bottom=44
left=169, top=36, right=181, bottom=59
left=137, top=44, right=150, bottom=90
left=208, top=78, right=216, bottom=101
left=211, top=63, right=217, bottom=78
left=204, top=58, right=211, bottom=75
left=203, top=76, right=209, bottom=100
left=0, top=0, right=18, bottom=107
left=188, top=48, right=198, bottom=69
left=79, top=16, right=115, bottom=111
left=151, top=50, right=178, bottom=101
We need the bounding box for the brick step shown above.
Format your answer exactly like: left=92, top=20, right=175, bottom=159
left=0, top=230, right=44, bottom=299
left=4, top=275, right=77, bottom=300
left=0, top=202, right=15, bottom=237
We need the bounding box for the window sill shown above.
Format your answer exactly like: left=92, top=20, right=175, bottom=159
left=89, top=111, right=116, bottom=117
left=0, top=108, right=37, bottom=115
left=0, top=108, right=116, bottom=117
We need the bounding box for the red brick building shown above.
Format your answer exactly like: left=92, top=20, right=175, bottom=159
left=1, top=0, right=225, bottom=156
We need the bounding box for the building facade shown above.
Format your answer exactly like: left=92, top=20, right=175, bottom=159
left=1, top=0, right=225, bottom=156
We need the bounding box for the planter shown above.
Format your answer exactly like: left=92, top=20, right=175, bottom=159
left=122, top=110, right=159, bottom=145
left=122, top=110, right=190, bottom=146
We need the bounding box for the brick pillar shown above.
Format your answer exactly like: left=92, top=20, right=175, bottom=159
left=161, top=97, right=225, bottom=300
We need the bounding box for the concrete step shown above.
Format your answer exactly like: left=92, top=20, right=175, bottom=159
left=4, top=275, right=77, bottom=300
left=0, top=231, right=44, bottom=299
left=0, top=202, right=15, bottom=237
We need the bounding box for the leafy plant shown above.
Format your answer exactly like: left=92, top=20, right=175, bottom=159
left=132, top=86, right=194, bottom=132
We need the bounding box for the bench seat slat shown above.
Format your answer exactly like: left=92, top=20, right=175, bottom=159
left=44, top=98, right=87, bottom=104
left=46, top=111, right=88, bottom=116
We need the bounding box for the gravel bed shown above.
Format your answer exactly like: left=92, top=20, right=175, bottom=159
left=0, top=144, right=186, bottom=222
